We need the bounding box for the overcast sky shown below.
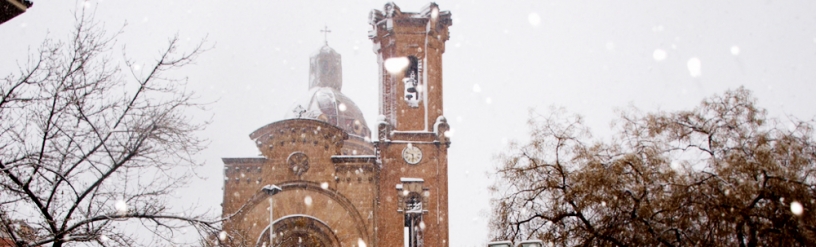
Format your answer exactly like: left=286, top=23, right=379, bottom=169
left=3, top=0, right=816, bottom=246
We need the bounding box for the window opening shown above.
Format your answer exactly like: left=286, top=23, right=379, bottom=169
left=403, top=56, right=420, bottom=107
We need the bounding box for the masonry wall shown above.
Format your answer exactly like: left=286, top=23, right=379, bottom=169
left=222, top=119, right=378, bottom=246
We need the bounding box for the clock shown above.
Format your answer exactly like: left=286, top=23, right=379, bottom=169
left=402, top=145, right=422, bottom=164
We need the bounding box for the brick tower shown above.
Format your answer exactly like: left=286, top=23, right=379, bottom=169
left=369, top=2, right=453, bottom=247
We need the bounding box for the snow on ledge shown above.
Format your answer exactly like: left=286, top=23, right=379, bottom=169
left=400, top=177, right=424, bottom=183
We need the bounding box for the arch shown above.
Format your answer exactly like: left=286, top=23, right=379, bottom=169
left=255, top=214, right=342, bottom=247
left=230, top=180, right=370, bottom=245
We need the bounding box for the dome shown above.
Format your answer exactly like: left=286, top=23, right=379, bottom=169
left=286, top=87, right=371, bottom=138
left=285, top=44, right=370, bottom=138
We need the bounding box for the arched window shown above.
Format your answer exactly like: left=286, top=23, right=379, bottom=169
left=404, top=192, right=423, bottom=247
left=403, top=56, right=421, bottom=107
left=397, top=178, right=426, bottom=247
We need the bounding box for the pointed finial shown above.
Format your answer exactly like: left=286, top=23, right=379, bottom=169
left=320, top=25, right=331, bottom=45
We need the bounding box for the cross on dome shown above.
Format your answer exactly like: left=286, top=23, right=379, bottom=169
left=320, top=25, right=331, bottom=45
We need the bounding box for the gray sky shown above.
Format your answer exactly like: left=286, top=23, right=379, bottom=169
left=3, top=0, right=816, bottom=246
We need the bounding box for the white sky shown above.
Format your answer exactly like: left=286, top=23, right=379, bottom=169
left=3, top=1, right=816, bottom=246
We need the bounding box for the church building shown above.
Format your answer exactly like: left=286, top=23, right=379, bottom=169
left=220, top=3, right=453, bottom=247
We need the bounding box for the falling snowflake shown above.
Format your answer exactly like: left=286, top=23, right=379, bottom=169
left=528, top=12, right=541, bottom=27
left=670, top=161, right=681, bottom=171
left=304, top=196, right=313, bottom=207
left=791, top=201, right=804, bottom=216
left=384, top=57, right=409, bottom=74
left=730, top=46, right=740, bottom=55
left=653, top=49, right=667, bottom=61
left=687, top=57, right=702, bottom=77
left=115, top=199, right=128, bottom=215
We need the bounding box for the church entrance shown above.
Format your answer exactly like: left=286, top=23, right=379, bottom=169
left=256, top=215, right=341, bottom=247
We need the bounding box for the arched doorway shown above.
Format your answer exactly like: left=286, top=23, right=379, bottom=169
left=256, top=215, right=341, bottom=247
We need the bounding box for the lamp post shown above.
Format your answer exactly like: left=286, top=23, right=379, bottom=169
left=262, top=184, right=282, bottom=246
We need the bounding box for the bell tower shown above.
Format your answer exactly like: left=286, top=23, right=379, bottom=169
left=369, top=2, right=453, bottom=247
left=369, top=2, right=452, bottom=131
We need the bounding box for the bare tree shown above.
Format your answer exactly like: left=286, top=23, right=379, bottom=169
left=490, top=88, right=816, bottom=247
left=0, top=11, right=220, bottom=247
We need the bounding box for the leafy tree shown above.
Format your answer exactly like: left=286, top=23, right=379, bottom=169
left=0, top=12, right=219, bottom=246
left=490, top=88, right=816, bottom=247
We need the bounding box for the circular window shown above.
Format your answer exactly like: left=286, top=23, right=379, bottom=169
left=287, top=152, right=309, bottom=176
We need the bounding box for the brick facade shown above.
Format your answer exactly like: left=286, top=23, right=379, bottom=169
left=221, top=3, right=452, bottom=247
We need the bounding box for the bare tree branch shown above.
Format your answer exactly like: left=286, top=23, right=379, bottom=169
left=0, top=8, right=219, bottom=247
left=490, top=87, right=816, bottom=246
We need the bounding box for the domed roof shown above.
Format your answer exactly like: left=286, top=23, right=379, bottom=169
left=285, top=87, right=371, bottom=138
left=285, top=44, right=371, bottom=138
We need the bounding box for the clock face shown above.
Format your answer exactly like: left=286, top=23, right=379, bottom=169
left=402, top=145, right=422, bottom=164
